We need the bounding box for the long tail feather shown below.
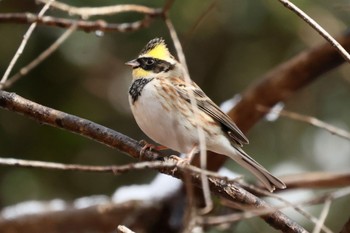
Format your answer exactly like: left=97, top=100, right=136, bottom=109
left=229, top=147, right=286, bottom=192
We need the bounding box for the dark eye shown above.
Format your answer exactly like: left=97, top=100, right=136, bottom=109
left=145, top=58, right=155, bottom=66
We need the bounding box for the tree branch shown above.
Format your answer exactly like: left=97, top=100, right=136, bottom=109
left=0, top=13, right=157, bottom=32
left=0, top=201, right=165, bottom=233
left=340, top=217, right=350, bottom=233
left=0, top=90, right=306, bottom=232
left=206, top=32, right=350, bottom=171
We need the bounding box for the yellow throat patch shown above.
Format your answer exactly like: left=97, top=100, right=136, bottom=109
left=132, top=67, right=151, bottom=78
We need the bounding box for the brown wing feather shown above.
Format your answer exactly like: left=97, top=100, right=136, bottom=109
left=170, top=78, right=249, bottom=146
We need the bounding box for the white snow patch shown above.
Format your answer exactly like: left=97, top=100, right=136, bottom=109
left=1, top=199, right=66, bottom=219
left=74, top=195, right=110, bottom=209
left=265, top=102, right=285, bottom=122
left=220, top=94, right=241, bottom=113
left=218, top=167, right=242, bottom=179
left=112, top=174, right=182, bottom=203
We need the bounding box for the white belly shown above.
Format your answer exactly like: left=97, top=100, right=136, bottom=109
left=129, top=81, right=197, bottom=154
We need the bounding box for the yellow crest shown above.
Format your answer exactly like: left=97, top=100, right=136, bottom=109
left=140, top=38, right=170, bottom=60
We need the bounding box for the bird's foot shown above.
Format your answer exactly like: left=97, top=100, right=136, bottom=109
left=168, top=155, right=190, bottom=166
left=139, top=140, right=168, bottom=158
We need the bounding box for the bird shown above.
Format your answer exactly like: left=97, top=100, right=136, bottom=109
left=125, top=37, right=286, bottom=192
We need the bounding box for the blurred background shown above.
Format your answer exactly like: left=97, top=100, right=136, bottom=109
left=0, top=0, right=350, bottom=232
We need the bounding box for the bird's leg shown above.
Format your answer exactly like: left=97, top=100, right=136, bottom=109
left=186, top=145, right=199, bottom=164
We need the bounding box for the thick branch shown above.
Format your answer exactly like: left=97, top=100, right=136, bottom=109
left=0, top=90, right=306, bottom=232
left=232, top=33, right=350, bottom=132
left=206, top=32, right=350, bottom=171
left=0, top=91, right=151, bottom=160
left=341, top=217, right=350, bottom=233
left=0, top=201, right=165, bottom=233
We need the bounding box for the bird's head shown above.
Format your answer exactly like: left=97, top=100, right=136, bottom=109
left=125, top=38, right=179, bottom=79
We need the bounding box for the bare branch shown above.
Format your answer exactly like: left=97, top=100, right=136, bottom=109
left=0, top=13, right=156, bottom=32
left=0, top=0, right=54, bottom=84
left=340, top=217, right=350, bottom=233
left=184, top=0, right=218, bottom=46
left=281, top=172, right=350, bottom=189
left=0, top=23, right=77, bottom=89
left=0, top=201, right=164, bottom=233
left=312, top=199, right=332, bottom=233
left=162, top=0, right=176, bottom=14
left=165, top=16, right=213, bottom=215
left=204, top=32, right=350, bottom=172
left=117, top=225, right=136, bottom=233
left=278, top=0, right=350, bottom=63
left=0, top=157, right=234, bottom=181
left=203, top=187, right=350, bottom=231
left=37, top=0, right=162, bottom=19
left=258, top=106, right=350, bottom=141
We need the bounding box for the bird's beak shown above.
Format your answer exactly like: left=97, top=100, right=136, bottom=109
left=125, top=59, right=139, bottom=68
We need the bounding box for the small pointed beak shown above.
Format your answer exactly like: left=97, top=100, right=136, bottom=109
left=125, top=59, right=139, bottom=68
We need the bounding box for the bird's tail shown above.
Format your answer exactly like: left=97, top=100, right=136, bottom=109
left=229, top=147, right=286, bottom=192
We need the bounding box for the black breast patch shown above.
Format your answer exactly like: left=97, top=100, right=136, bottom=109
left=129, top=78, right=154, bottom=103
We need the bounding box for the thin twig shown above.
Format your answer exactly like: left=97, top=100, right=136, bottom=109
left=0, top=13, right=156, bottom=33
left=201, top=188, right=350, bottom=233
left=117, top=225, right=136, bottom=233
left=162, top=0, right=176, bottom=14
left=0, top=157, right=234, bottom=181
left=199, top=196, right=331, bottom=230
left=1, top=23, right=77, bottom=89
left=0, top=157, right=174, bottom=173
left=280, top=172, right=350, bottom=189
left=37, top=0, right=162, bottom=19
left=278, top=0, right=350, bottom=63
left=164, top=16, right=213, bottom=214
left=184, top=0, right=218, bottom=47
left=243, top=184, right=334, bottom=233
left=312, top=199, right=332, bottom=233
left=258, top=106, right=350, bottom=141
left=0, top=0, right=54, bottom=84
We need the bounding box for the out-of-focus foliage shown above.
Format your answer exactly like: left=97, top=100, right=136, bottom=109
left=0, top=0, right=350, bottom=231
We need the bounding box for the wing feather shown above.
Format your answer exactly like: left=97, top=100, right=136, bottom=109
left=171, top=78, right=249, bottom=146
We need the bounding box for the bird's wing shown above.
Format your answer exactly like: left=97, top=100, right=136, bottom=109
left=170, top=78, right=249, bottom=146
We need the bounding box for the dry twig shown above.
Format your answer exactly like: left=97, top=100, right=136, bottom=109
left=1, top=24, right=77, bottom=89
left=278, top=0, right=350, bottom=63
left=1, top=0, right=54, bottom=85
left=0, top=157, right=234, bottom=181
left=117, top=225, right=135, bottom=233
left=280, top=172, right=350, bottom=189
left=0, top=13, right=156, bottom=32
left=37, top=0, right=162, bottom=19
left=258, top=106, right=350, bottom=141
left=165, top=14, right=213, bottom=215
left=312, top=199, right=332, bottom=233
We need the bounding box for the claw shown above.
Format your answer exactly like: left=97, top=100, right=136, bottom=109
left=139, top=140, right=168, bottom=158
left=168, top=155, right=190, bottom=166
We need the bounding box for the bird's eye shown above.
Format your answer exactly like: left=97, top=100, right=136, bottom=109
left=145, top=58, right=155, bottom=66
